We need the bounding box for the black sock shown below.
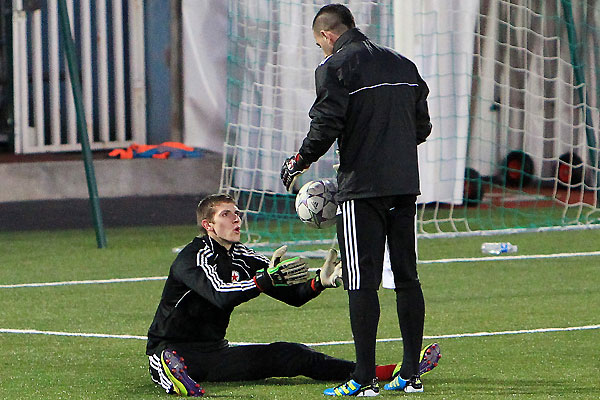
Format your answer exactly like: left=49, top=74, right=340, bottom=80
left=395, top=284, right=425, bottom=379
left=348, top=289, right=380, bottom=384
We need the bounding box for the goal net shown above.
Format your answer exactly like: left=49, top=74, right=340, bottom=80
left=221, top=0, right=600, bottom=251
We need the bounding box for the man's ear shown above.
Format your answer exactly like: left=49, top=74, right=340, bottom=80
left=320, top=30, right=332, bottom=43
left=322, top=30, right=339, bottom=45
left=201, top=219, right=213, bottom=232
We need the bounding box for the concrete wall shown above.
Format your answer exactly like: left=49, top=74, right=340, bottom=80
left=0, top=152, right=221, bottom=202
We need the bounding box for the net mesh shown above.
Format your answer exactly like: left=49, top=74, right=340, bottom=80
left=427, top=0, right=600, bottom=236
left=222, top=0, right=393, bottom=249
left=222, top=0, right=600, bottom=251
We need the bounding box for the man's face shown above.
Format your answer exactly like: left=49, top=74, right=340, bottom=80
left=314, top=30, right=335, bottom=57
left=203, top=202, right=241, bottom=249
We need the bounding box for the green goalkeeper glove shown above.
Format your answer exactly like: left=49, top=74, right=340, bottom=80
left=315, top=248, right=343, bottom=289
left=254, top=246, right=309, bottom=291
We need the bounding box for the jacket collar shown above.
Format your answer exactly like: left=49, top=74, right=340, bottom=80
left=202, top=235, right=237, bottom=255
left=333, top=28, right=368, bottom=53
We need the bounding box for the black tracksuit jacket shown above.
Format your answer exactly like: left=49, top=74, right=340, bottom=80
left=146, top=235, right=321, bottom=355
left=298, top=28, right=432, bottom=202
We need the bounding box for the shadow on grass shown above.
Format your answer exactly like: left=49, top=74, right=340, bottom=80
left=440, top=376, right=600, bottom=396
left=142, top=377, right=327, bottom=398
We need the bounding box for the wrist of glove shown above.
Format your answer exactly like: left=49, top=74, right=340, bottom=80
left=318, top=248, right=343, bottom=289
left=254, top=269, right=273, bottom=292
left=312, top=271, right=326, bottom=292
left=280, top=153, right=310, bottom=192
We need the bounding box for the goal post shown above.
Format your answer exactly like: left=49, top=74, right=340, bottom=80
left=221, top=0, right=600, bottom=252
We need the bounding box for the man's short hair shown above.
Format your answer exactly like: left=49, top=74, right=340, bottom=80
left=312, top=4, right=356, bottom=34
left=196, top=193, right=237, bottom=235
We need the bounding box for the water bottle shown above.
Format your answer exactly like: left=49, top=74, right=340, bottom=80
left=481, top=242, right=518, bottom=255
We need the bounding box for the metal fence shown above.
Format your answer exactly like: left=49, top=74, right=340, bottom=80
left=12, top=0, right=146, bottom=153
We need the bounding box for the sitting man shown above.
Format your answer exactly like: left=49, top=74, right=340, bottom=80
left=146, top=193, right=440, bottom=397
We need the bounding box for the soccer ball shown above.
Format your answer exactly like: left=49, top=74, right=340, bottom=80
left=295, top=180, right=338, bottom=229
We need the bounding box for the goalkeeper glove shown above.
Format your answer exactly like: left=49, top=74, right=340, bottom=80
left=315, top=248, right=343, bottom=289
left=254, top=246, right=309, bottom=291
left=281, top=153, right=310, bottom=192
left=269, top=245, right=288, bottom=269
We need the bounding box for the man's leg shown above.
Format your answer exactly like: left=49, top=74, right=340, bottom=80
left=337, top=198, right=386, bottom=385
left=394, top=283, right=425, bottom=378
left=386, top=195, right=425, bottom=380
left=198, top=342, right=355, bottom=381
left=153, top=341, right=354, bottom=388
left=348, top=289, right=380, bottom=383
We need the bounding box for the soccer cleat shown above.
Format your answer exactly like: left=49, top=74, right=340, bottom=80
left=324, top=378, right=380, bottom=397
left=384, top=343, right=440, bottom=393
left=388, top=342, right=441, bottom=381
left=383, top=375, right=423, bottom=392
left=418, top=342, right=441, bottom=376
left=404, top=376, right=424, bottom=393
left=160, top=349, right=205, bottom=397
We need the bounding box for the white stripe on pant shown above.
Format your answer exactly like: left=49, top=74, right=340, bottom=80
left=149, top=354, right=175, bottom=394
left=342, top=200, right=361, bottom=290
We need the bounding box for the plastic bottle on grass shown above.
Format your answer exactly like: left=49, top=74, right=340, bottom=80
left=481, top=242, right=518, bottom=255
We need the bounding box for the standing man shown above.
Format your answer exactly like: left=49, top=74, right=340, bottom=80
left=281, top=4, right=434, bottom=396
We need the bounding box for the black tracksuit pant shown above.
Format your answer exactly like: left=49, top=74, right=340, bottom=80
left=150, top=341, right=355, bottom=384
left=337, top=195, right=425, bottom=384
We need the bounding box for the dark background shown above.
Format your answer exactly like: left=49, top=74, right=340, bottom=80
left=0, top=195, right=203, bottom=231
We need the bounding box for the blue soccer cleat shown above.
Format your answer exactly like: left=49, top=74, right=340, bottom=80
left=384, top=343, right=440, bottom=392
left=324, top=378, right=380, bottom=397
left=384, top=375, right=423, bottom=392
left=160, top=349, right=205, bottom=397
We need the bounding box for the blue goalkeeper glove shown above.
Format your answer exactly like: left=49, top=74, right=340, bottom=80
left=281, top=153, right=310, bottom=192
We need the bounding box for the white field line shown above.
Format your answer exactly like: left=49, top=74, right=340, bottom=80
left=2, top=250, right=600, bottom=288
left=1, top=324, right=598, bottom=346
left=0, top=328, right=147, bottom=340
left=419, top=250, right=600, bottom=264
left=0, top=276, right=167, bottom=288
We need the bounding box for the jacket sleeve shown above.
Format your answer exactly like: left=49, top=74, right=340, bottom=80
left=299, top=64, right=349, bottom=163
left=172, top=249, right=261, bottom=310
left=265, top=278, right=322, bottom=307
left=415, top=73, right=432, bottom=145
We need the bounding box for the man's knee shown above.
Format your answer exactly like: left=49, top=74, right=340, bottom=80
left=268, top=341, right=311, bottom=354
left=393, top=279, right=421, bottom=292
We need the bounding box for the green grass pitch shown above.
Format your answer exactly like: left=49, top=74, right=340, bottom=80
left=1, top=226, right=599, bottom=399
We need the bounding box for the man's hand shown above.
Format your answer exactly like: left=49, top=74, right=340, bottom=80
left=318, top=248, right=343, bottom=288
left=268, top=257, right=309, bottom=286
left=254, top=246, right=309, bottom=290
left=281, top=153, right=310, bottom=192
